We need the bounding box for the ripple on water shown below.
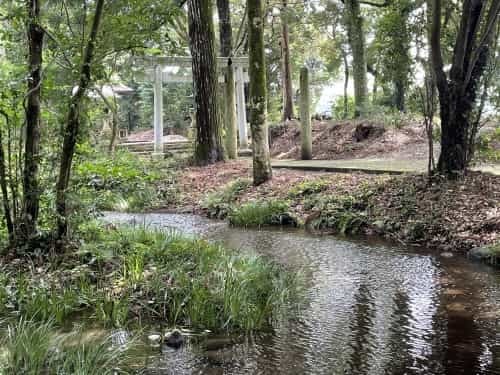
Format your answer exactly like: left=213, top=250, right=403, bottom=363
left=104, top=212, right=500, bottom=375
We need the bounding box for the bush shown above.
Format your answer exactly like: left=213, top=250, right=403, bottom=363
left=71, top=149, right=179, bottom=216
left=306, top=195, right=368, bottom=234
left=202, top=178, right=251, bottom=219
left=288, top=179, right=330, bottom=198
left=228, top=200, right=296, bottom=227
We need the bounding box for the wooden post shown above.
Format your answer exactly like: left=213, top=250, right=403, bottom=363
left=153, top=65, right=163, bottom=155
left=235, top=66, right=248, bottom=149
left=300, top=67, right=312, bottom=160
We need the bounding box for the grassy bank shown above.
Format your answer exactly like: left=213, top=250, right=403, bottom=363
left=0, top=221, right=300, bottom=373
left=166, top=160, right=500, bottom=254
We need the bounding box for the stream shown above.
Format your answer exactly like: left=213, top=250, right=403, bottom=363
left=104, top=212, right=500, bottom=375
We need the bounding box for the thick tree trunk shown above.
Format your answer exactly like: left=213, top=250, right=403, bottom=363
left=281, top=0, right=294, bottom=121
left=216, top=0, right=238, bottom=159
left=56, top=0, right=104, bottom=239
left=248, top=0, right=272, bottom=185
left=188, top=0, right=225, bottom=164
left=22, top=0, right=44, bottom=239
left=429, top=0, right=499, bottom=177
left=300, top=67, right=312, bottom=160
left=345, top=0, right=368, bottom=118
left=394, top=80, right=405, bottom=112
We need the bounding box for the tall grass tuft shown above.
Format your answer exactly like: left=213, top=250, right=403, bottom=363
left=0, top=318, right=131, bottom=374
left=228, top=200, right=296, bottom=227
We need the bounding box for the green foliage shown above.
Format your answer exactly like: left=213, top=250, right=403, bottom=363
left=228, top=200, right=296, bottom=227
left=202, top=178, right=251, bottom=219
left=306, top=195, right=368, bottom=235
left=475, top=127, right=500, bottom=162
left=72, top=149, right=179, bottom=216
left=80, top=226, right=300, bottom=331
left=0, top=318, right=130, bottom=374
left=288, top=179, right=330, bottom=198
left=332, top=95, right=355, bottom=120
left=0, top=224, right=300, bottom=332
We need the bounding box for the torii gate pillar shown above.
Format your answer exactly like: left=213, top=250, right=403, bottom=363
left=235, top=66, right=248, bottom=150
left=153, top=65, right=163, bottom=156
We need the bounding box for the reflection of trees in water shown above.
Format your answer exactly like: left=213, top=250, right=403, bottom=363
left=386, top=290, right=413, bottom=374
left=347, top=281, right=376, bottom=374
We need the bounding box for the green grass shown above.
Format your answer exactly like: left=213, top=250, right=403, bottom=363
left=0, top=318, right=131, bottom=374
left=288, top=179, right=330, bottom=198
left=0, top=224, right=301, bottom=333
left=202, top=178, right=252, bottom=219
left=228, top=200, right=296, bottom=227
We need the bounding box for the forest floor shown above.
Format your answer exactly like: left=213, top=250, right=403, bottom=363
left=270, top=119, right=436, bottom=161
left=165, top=159, right=500, bottom=256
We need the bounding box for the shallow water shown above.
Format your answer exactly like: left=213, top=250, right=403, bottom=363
left=105, top=212, right=500, bottom=375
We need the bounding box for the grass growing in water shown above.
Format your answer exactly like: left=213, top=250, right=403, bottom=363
left=228, top=200, right=296, bottom=227
left=0, top=318, right=130, bottom=374
left=0, top=224, right=301, bottom=332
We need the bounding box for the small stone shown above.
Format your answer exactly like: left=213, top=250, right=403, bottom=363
left=164, top=329, right=184, bottom=348
left=147, top=334, right=162, bottom=346
left=440, top=252, right=454, bottom=258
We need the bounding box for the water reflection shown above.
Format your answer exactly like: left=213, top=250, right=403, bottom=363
left=105, top=212, right=500, bottom=375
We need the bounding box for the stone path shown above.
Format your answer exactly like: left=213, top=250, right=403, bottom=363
left=272, top=158, right=500, bottom=176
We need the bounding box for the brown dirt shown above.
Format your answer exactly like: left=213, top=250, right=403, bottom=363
left=167, top=160, right=499, bottom=253
left=270, top=119, right=435, bottom=161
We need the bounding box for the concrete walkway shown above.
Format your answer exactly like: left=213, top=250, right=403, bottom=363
left=272, top=158, right=500, bottom=176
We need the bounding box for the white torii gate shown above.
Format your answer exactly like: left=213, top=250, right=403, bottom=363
left=142, top=56, right=250, bottom=155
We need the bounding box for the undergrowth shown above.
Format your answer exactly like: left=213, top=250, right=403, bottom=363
left=0, top=223, right=301, bottom=332
left=228, top=200, right=297, bottom=227
left=0, top=317, right=130, bottom=374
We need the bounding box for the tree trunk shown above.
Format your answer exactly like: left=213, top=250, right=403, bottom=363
left=0, top=111, right=14, bottom=239
left=394, top=80, right=405, bottom=112
left=300, top=67, right=312, bottom=160
left=429, top=0, right=499, bottom=177
left=342, top=46, right=349, bottom=119
left=22, top=0, right=44, bottom=240
left=248, top=0, right=272, bottom=185
left=56, top=0, right=105, bottom=239
left=216, top=0, right=238, bottom=159
left=344, top=0, right=368, bottom=117
left=281, top=0, right=294, bottom=121
left=188, top=0, right=225, bottom=164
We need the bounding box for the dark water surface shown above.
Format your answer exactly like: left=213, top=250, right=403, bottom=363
left=105, top=212, right=500, bottom=375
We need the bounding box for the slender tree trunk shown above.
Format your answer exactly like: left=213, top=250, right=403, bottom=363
left=281, top=0, right=294, bottom=121
left=342, top=46, right=349, bottom=119
left=217, top=0, right=238, bottom=159
left=344, top=0, right=368, bottom=117
left=56, top=0, right=105, bottom=239
left=22, top=0, right=44, bottom=240
left=248, top=0, right=272, bottom=185
left=0, top=111, right=14, bottom=239
left=188, top=0, right=225, bottom=164
left=300, top=67, right=312, bottom=160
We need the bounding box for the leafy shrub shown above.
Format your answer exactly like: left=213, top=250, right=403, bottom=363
left=475, top=127, right=500, bottom=162
left=288, top=179, right=330, bottom=198
left=306, top=195, right=368, bottom=234
left=228, top=200, right=296, bottom=227
left=202, top=178, right=251, bottom=219
left=71, top=149, right=179, bottom=215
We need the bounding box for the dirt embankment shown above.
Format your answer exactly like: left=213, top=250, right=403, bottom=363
left=166, top=160, right=499, bottom=254
left=270, top=119, right=435, bottom=161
